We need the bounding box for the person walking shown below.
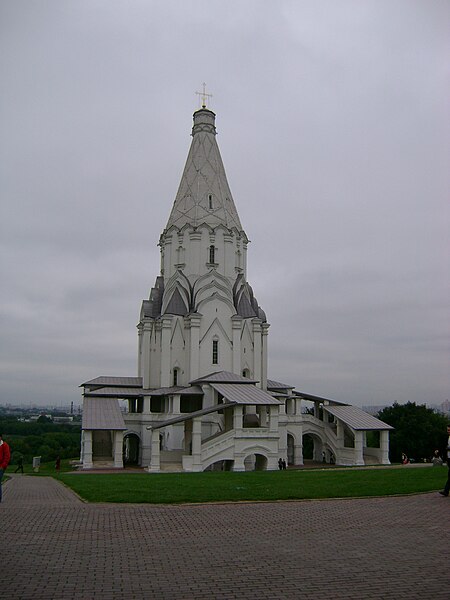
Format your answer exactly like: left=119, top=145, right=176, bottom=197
left=14, top=456, right=24, bottom=474
left=438, top=424, right=450, bottom=497
left=0, top=433, right=11, bottom=503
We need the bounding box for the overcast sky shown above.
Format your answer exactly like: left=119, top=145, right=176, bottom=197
left=1, top=0, right=449, bottom=409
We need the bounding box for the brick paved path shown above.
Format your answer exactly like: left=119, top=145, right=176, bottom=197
left=2, top=475, right=448, bottom=599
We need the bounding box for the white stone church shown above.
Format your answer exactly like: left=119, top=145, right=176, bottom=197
left=80, top=102, right=392, bottom=471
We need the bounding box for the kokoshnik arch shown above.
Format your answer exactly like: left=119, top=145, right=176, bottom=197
left=80, top=100, right=392, bottom=472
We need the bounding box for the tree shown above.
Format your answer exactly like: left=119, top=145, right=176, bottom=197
left=377, top=402, right=448, bottom=463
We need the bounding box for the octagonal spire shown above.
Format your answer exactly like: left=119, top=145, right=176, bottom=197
left=165, top=108, right=243, bottom=232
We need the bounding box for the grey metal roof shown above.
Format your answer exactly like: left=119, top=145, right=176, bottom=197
left=81, top=376, right=142, bottom=388
left=164, top=108, right=243, bottom=233
left=211, top=383, right=282, bottom=405
left=149, top=402, right=236, bottom=430
left=294, top=390, right=349, bottom=405
left=142, top=385, right=204, bottom=396
left=84, top=387, right=143, bottom=398
left=267, top=379, right=294, bottom=391
left=324, top=405, right=394, bottom=431
left=82, top=398, right=126, bottom=430
left=190, top=370, right=257, bottom=384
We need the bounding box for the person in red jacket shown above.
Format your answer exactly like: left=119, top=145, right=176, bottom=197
left=0, top=433, right=11, bottom=503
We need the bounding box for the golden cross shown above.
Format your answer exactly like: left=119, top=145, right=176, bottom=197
left=195, top=82, right=213, bottom=109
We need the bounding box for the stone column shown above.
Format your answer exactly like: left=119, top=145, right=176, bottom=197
left=113, top=431, right=124, bottom=468
left=231, top=316, right=242, bottom=375
left=82, top=430, right=93, bottom=469
left=233, top=405, right=243, bottom=430
left=294, top=442, right=304, bottom=466
left=295, top=397, right=302, bottom=415
left=191, top=417, right=203, bottom=472
left=354, top=430, right=364, bottom=465
left=148, top=429, right=161, bottom=472
left=141, top=322, right=152, bottom=388
left=252, top=320, right=262, bottom=387
left=188, top=314, right=202, bottom=381
left=258, top=405, right=268, bottom=427
left=172, top=394, right=181, bottom=415
left=261, top=323, right=270, bottom=390
left=269, top=405, right=279, bottom=432
left=380, top=430, right=390, bottom=464
left=160, top=317, right=172, bottom=387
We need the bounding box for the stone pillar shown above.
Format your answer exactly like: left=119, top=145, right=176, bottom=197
left=233, top=405, right=243, bottom=430
left=82, top=430, right=93, bottom=469
left=189, top=230, right=202, bottom=276
left=295, top=397, right=302, bottom=415
left=141, top=427, right=152, bottom=467
left=191, top=417, right=203, bottom=472
left=258, top=405, right=268, bottom=427
left=294, top=442, right=304, bottom=466
left=253, top=320, right=262, bottom=387
left=148, top=429, right=161, bottom=472
left=380, top=430, right=390, bottom=464
left=188, top=314, right=202, bottom=381
left=172, top=394, right=181, bottom=415
left=160, top=317, right=172, bottom=387
left=269, top=405, right=279, bottom=432
left=336, top=420, right=344, bottom=446
left=231, top=316, right=242, bottom=375
left=354, top=430, right=364, bottom=465
left=261, top=323, right=270, bottom=390
left=141, top=322, right=152, bottom=388
left=113, top=431, right=124, bottom=468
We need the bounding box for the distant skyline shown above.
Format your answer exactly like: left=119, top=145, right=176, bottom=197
left=1, top=1, right=449, bottom=408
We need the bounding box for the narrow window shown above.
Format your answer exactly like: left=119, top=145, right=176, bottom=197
left=173, top=368, right=178, bottom=386
left=209, top=245, right=215, bottom=264
left=208, top=194, right=213, bottom=209
left=212, top=339, right=218, bottom=364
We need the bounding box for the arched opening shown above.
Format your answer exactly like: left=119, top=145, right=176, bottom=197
left=302, top=433, right=326, bottom=463
left=244, top=453, right=268, bottom=471
left=287, top=434, right=295, bottom=465
left=123, top=433, right=140, bottom=466
left=204, top=459, right=233, bottom=472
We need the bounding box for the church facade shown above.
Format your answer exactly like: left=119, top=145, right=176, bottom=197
left=80, top=104, right=392, bottom=471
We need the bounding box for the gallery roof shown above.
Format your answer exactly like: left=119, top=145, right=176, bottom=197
left=211, top=383, right=282, bottom=405
left=82, top=398, right=126, bottom=430
left=324, top=405, right=394, bottom=431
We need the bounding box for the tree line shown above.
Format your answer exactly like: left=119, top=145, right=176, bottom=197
left=0, top=417, right=81, bottom=464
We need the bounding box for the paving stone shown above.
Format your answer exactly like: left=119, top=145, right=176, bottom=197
left=2, top=475, right=448, bottom=599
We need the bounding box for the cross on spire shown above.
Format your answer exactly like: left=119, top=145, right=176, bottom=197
left=195, top=83, right=213, bottom=109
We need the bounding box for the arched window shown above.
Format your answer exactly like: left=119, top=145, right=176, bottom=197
left=209, top=245, right=215, bottom=264
left=242, top=369, right=250, bottom=378
left=212, top=339, right=219, bottom=364
left=173, top=368, right=179, bottom=386
left=208, top=194, right=213, bottom=209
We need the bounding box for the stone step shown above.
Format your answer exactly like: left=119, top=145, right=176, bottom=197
left=160, top=462, right=183, bottom=472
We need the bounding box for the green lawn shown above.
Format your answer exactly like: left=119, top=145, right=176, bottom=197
left=58, top=466, right=447, bottom=504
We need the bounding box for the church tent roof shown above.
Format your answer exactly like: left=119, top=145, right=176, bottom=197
left=211, top=383, right=282, bottom=405
left=324, top=405, right=394, bottom=431
left=82, top=398, right=126, bottom=430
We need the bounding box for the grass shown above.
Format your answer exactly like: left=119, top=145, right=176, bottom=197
left=57, top=465, right=447, bottom=504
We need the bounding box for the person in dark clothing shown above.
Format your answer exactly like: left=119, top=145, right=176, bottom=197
left=282, top=459, right=287, bottom=470
left=15, top=457, right=24, bottom=474
left=278, top=458, right=283, bottom=471
left=438, top=424, right=450, bottom=497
